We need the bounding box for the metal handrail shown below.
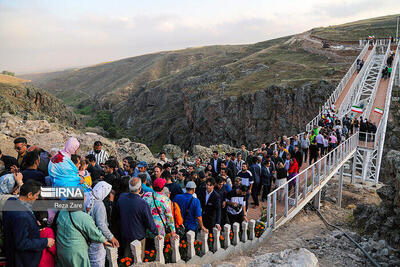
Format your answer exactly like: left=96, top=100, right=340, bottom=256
left=337, top=45, right=377, bottom=118
left=374, top=43, right=399, bottom=145
left=266, top=132, right=359, bottom=229
left=364, top=40, right=391, bottom=118
left=374, top=42, right=399, bottom=180
left=305, top=42, right=370, bottom=131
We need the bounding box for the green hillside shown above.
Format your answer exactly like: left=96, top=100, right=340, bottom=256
left=311, top=14, right=400, bottom=42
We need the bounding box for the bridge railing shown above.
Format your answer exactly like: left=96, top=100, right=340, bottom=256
left=375, top=42, right=400, bottom=143
left=266, top=132, right=359, bottom=229
left=359, top=39, right=392, bottom=46
left=306, top=42, right=370, bottom=132
left=373, top=42, right=400, bottom=180
left=364, top=40, right=392, bottom=119
left=357, top=132, right=377, bottom=149
left=337, top=44, right=377, bottom=118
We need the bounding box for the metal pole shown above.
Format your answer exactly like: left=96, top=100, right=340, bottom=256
left=351, top=155, right=356, bottom=184
left=314, top=190, right=321, bottom=210
left=396, top=16, right=399, bottom=43
left=338, top=166, right=344, bottom=208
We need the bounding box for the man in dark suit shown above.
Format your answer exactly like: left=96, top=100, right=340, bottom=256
left=249, top=156, right=262, bottom=207
left=209, top=151, right=222, bottom=177
left=261, top=161, right=274, bottom=201
left=198, top=177, right=221, bottom=232
left=3, top=180, right=54, bottom=267
left=224, top=154, right=237, bottom=179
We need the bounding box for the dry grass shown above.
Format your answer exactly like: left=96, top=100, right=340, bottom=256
left=311, top=14, right=400, bottom=42
left=0, top=74, right=30, bottom=85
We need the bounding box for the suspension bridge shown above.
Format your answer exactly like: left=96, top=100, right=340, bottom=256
left=255, top=39, right=400, bottom=230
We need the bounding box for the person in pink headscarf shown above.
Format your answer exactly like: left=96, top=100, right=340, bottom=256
left=48, top=137, right=90, bottom=191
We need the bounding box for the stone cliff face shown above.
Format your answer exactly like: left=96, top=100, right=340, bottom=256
left=113, top=80, right=334, bottom=150
left=0, top=82, right=79, bottom=127
left=353, top=150, right=400, bottom=249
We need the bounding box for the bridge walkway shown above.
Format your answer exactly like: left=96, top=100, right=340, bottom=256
left=334, top=47, right=372, bottom=108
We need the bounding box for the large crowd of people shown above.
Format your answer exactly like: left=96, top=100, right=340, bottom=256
left=0, top=113, right=376, bottom=266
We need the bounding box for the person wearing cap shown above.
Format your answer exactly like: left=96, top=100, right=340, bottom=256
left=137, top=161, right=151, bottom=182
left=143, top=178, right=176, bottom=238
left=174, top=181, right=208, bottom=234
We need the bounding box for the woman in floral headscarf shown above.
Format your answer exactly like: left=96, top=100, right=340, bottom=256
left=86, top=181, right=119, bottom=267
left=48, top=137, right=90, bottom=191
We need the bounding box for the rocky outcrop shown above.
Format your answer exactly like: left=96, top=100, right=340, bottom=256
left=353, top=150, right=400, bottom=249
left=0, top=82, right=79, bottom=127
left=191, top=145, right=213, bottom=161
left=0, top=114, right=156, bottom=164
left=247, top=248, right=318, bottom=267
left=162, top=144, right=184, bottom=160
left=115, top=138, right=157, bottom=164
left=305, top=229, right=400, bottom=266
left=190, top=144, right=240, bottom=161
left=209, top=144, right=239, bottom=155
left=115, top=80, right=335, bottom=150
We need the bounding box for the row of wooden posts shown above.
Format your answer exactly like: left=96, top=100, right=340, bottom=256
left=106, top=219, right=258, bottom=266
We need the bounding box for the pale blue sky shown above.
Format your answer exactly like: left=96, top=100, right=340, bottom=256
left=0, top=0, right=399, bottom=73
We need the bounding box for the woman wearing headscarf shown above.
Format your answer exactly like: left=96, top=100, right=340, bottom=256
left=48, top=137, right=90, bottom=191
left=55, top=197, right=111, bottom=267
left=86, top=181, right=119, bottom=267
left=142, top=178, right=176, bottom=239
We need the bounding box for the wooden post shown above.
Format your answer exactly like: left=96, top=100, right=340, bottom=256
left=130, top=240, right=142, bottom=264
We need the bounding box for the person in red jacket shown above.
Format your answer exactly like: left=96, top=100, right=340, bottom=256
left=39, top=227, right=56, bottom=267
left=35, top=211, right=56, bottom=267
left=288, top=158, right=299, bottom=192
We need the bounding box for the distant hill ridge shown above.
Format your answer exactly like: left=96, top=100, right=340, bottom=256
left=19, top=14, right=400, bottom=150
